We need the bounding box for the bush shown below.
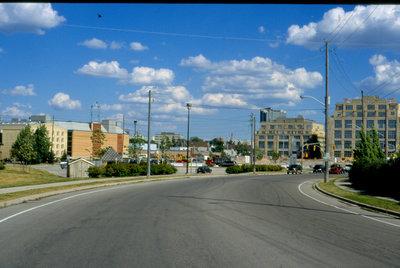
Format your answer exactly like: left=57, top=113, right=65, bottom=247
left=226, top=164, right=282, bottom=174
left=101, top=163, right=178, bottom=177
left=0, top=163, right=5, bottom=170
left=88, top=166, right=104, bottom=178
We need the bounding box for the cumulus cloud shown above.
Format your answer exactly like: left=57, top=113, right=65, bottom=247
left=0, top=48, right=4, bottom=53
left=357, top=54, right=400, bottom=92
left=2, top=84, right=36, bottom=96
left=0, top=3, right=65, bottom=34
left=127, top=67, right=174, bottom=85
left=99, top=104, right=124, bottom=111
left=1, top=106, right=31, bottom=117
left=75, top=61, right=129, bottom=79
left=48, top=92, right=81, bottom=110
left=130, top=42, right=148, bottom=51
left=286, top=5, right=400, bottom=50
left=258, top=26, right=265, bottom=33
left=180, top=54, right=322, bottom=104
left=110, top=41, right=124, bottom=50
left=79, top=38, right=107, bottom=49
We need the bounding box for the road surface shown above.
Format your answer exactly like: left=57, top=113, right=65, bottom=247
left=0, top=174, right=399, bottom=267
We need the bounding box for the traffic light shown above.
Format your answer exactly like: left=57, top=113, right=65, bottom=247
left=305, top=153, right=308, bottom=158
left=313, top=145, right=316, bottom=151
left=333, top=145, right=336, bottom=150
left=306, top=145, right=309, bottom=149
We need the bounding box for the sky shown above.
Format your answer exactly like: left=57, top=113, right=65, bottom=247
left=1, top=3, right=400, bottom=141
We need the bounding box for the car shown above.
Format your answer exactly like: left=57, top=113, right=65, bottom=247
left=344, top=164, right=352, bottom=173
left=60, top=161, right=68, bottom=169
left=197, top=166, right=212, bottom=174
left=329, top=164, right=344, bottom=174
left=287, top=164, right=302, bottom=174
left=313, top=164, right=325, bottom=173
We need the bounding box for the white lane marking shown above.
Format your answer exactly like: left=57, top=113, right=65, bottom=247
left=0, top=186, right=123, bottom=224
left=298, top=181, right=400, bottom=228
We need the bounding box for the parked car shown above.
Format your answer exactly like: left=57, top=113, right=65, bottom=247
left=287, top=164, right=302, bottom=174
left=329, top=164, right=344, bottom=174
left=313, top=164, right=325, bottom=173
left=344, top=165, right=352, bottom=173
left=197, top=166, right=212, bottom=174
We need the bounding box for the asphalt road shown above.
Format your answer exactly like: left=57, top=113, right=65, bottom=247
left=0, top=174, right=399, bottom=267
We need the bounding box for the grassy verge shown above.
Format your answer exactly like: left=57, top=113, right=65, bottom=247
left=0, top=165, right=93, bottom=188
left=318, top=177, right=400, bottom=213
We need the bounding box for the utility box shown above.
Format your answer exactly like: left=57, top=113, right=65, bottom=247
left=67, top=158, right=94, bottom=178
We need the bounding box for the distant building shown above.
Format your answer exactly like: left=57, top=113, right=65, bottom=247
left=260, top=107, right=286, bottom=123
left=329, top=96, right=400, bottom=160
left=256, top=115, right=325, bottom=157
left=154, top=132, right=184, bottom=145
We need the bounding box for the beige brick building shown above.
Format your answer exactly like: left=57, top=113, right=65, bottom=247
left=256, top=115, right=325, bottom=157
left=329, top=96, right=400, bottom=160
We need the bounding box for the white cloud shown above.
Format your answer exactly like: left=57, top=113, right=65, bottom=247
left=258, top=26, right=265, bottom=33
left=0, top=48, right=3, bottom=53
left=198, top=93, right=249, bottom=107
left=0, top=3, right=65, bottom=34
left=110, top=41, right=124, bottom=50
left=286, top=5, right=400, bottom=50
left=13, top=102, right=32, bottom=109
left=1, top=106, right=31, bottom=117
left=130, top=42, right=148, bottom=51
left=180, top=54, right=322, bottom=104
left=357, top=54, right=400, bottom=92
left=48, top=92, right=81, bottom=110
left=99, top=104, right=124, bottom=111
left=2, top=84, right=36, bottom=96
left=76, top=61, right=129, bottom=79
left=79, top=38, right=107, bottom=49
left=126, top=67, right=174, bottom=85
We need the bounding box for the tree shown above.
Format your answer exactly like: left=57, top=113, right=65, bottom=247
left=234, top=141, right=250, bottom=156
left=32, top=125, right=52, bottom=164
left=90, top=128, right=106, bottom=157
left=190, top=136, right=203, bottom=142
left=305, top=134, right=322, bottom=159
left=210, top=138, right=224, bottom=153
left=10, top=125, right=35, bottom=165
left=268, top=150, right=280, bottom=163
left=129, top=135, right=146, bottom=159
left=60, top=150, right=68, bottom=161
left=160, top=135, right=172, bottom=162
left=255, top=148, right=264, bottom=161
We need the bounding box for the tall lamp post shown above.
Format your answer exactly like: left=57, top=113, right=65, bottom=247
left=186, top=103, right=192, bottom=174
left=300, top=95, right=330, bottom=183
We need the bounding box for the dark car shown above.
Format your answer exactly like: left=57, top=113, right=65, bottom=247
left=313, top=164, right=325, bottom=173
left=329, top=164, right=344, bottom=174
left=287, top=164, right=302, bottom=174
left=197, top=166, right=212, bottom=174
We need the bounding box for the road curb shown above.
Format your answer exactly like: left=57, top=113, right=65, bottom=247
left=314, top=182, right=400, bottom=218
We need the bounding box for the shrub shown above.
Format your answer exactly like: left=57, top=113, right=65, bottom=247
left=226, top=164, right=281, bottom=174
left=0, top=163, right=5, bottom=170
left=88, top=166, right=104, bottom=178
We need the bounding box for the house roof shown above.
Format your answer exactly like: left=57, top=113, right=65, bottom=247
left=101, top=147, right=122, bottom=162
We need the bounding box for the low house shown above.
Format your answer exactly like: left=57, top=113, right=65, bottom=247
left=67, top=158, right=94, bottom=178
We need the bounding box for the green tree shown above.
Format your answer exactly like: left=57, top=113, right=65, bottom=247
left=129, top=135, right=146, bottom=158
left=91, top=128, right=106, bottom=157
left=10, top=125, right=35, bottom=165
left=255, top=148, right=264, bottom=161
left=60, top=150, right=68, bottom=161
left=210, top=138, right=224, bottom=153
left=234, top=141, right=250, bottom=156
left=32, top=125, right=52, bottom=164
left=160, top=135, right=172, bottom=162
left=268, top=150, right=280, bottom=163
left=190, top=136, right=203, bottom=142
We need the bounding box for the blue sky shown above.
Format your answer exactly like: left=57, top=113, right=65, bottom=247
left=1, top=3, right=400, bottom=141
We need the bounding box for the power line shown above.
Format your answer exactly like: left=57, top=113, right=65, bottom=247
left=325, top=8, right=356, bottom=44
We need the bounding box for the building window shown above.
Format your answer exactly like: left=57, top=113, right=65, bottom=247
left=278, top=125, right=283, bottom=129
left=335, top=120, right=342, bottom=128
left=388, top=120, right=396, bottom=128
left=288, top=125, right=293, bottom=129
left=259, top=135, right=265, bottom=140
left=356, top=105, right=362, bottom=110
left=367, top=120, right=374, bottom=128
left=259, top=141, right=265, bottom=149
left=279, top=135, right=288, bottom=140
left=345, top=112, right=353, bottom=117
left=388, top=131, right=396, bottom=139
left=57, top=131, right=59, bottom=136
left=297, top=125, right=303, bottom=129
left=270, top=125, right=275, bottom=129
left=337, top=105, right=343, bottom=110
left=334, top=141, right=342, bottom=149
left=378, top=105, right=386, bottom=110
left=356, top=112, right=362, bottom=117
left=344, top=140, right=352, bottom=149
left=267, top=142, right=273, bottom=149
left=61, top=144, right=64, bottom=149
left=334, top=151, right=341, bottom=157
left=377, top=120, right=385, bottom=129
left=367, top=112, right=375, bottom=117
left=355, top=130, right=361, bottom=139
left=268, top=135, right=274, bottom=140
left=355, top=120, right=362, bottom=128
left=345, top=105, right=353, bottom=110
left=389, top=141, right=396, bottom=151
left=344, top=130, right=352, bottom=139
left=294, top=136, right=300, bottom=140
left=344, top=151, right=352, bottom=158
left=334, top=130, right=342, bottom=139
left=367, top=104, right=375, bottom=110
left=279, top=142, right=289, bottom=149
left=378, top=131, right=385, bottom=140
left=344, top=120, right=352, bottom=128
left=378, top=112, right=386, bottom=117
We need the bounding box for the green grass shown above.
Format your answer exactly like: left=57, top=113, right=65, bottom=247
left=0, top=165, right=94, bottom=188
left=318, top=177, right=400, bottom=213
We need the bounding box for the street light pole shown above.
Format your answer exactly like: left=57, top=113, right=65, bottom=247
left=147, top=89, right=151, bottom=178
left=324, top=41, right=330, bottom=183
left=186, top=103, right=192, bottom=174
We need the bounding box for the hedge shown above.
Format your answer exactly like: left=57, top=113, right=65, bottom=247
left=88, top=163, right=177, bottom=178
left=226, top=164, right=282, bottom=174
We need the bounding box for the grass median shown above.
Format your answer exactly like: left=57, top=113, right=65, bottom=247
left=318, top=177, right=400, bottom=213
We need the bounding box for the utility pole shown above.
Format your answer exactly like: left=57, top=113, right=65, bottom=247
left=122, top=114, right=125, bottom=157
left=147, top=89, right=151, bottom=178
left=385, top=103, right=388, bottom=159
left=250, top=113, right=254, bottom=167
left=253, top=114, right=256, bottom=174
left=361, top=90, right=365, bottom=128
left=186, top=103, right=192, bottom=174
left=324, top=41, right=330, bottom=183
left=134, top=120, right=137, bottom=137
left=51, top=115, right=55, bottom=154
